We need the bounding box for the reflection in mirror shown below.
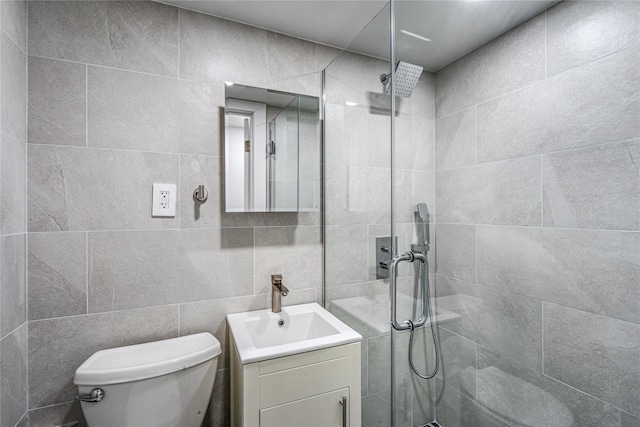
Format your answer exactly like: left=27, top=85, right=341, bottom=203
left=225, top=84, right=320, bottom=212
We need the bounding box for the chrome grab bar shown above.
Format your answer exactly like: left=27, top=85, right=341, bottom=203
left=389, top=251, right=428, bottom=331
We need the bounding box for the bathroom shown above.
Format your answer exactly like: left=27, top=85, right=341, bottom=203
left=0, top=0, right=638, bottom=426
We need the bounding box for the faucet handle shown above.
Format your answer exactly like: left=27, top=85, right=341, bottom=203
left=271, top=274, right=283, bottom=285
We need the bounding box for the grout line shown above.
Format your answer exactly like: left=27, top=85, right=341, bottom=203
left=177, top=8, right=181, bottom=79
left=433, top=222, right=640, bottom=234
left=540, top=154, right=544, bottom=226
left=86, top=232, right=89, bottom=314
left=544, top=10, right=548, bottom=79
left=474, top=105, right=478, bottom=165
left=541, top=300, right=545, bottom=373
left=26, top=141, right=223, bottom=158
left=85, top=64, right=88, bottom=148
left=474, top=224, right=478, bottom=285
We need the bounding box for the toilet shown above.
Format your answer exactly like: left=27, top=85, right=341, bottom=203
left=74, top=332, right=221, bottom=427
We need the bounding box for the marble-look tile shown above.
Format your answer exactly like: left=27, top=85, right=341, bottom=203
left=29, top=400, right=86, bottom=427
left=435, top=378, right=509, bottom=427
left=1, top=324, right=27, bottom=427
left=180, top=155, right=222, bottom=229
left=543, top=140, right=640, bottom=230
left=398, top=118, right=435, bottom=172
left=28, top=145, right=179, bottom=231
left=477, top=225, right=640, bottom=324
left=362, top=393, right=391, bottom=427
left=179, top=10, right=268, bottom=85
left=1, top=32, right=27, bottom=143
left=622, top=412, right=640, bottom=427
left=88, top=228, right=254, bottom=313
left=88, top=66, right=221, bottom=156
left=28, top=1, right=179, bottom=76
left=546, top=1, right=639, bottom=77
left=543, top=303, right=640, bottom=416
left=436, top=275, right=542, bottom=371
left=367, top=112, right=391, bottom=169
left=411, top=370, right=435, bottom=425
left=434, top=224, right=476, bottom=283
left=477, top=346, right=621, bottom=427
left=28, top=56, right=86, bottom=147
left=324, top=104, right=369, bottom=167
left=436, top=328, right=476, bottom=398
left=435, top=108, right=476, bottom=171
left=14, top=413, right=29, bottom=427
left=1, top=134, right=26, bottom=235
left=254, top=226, right=322, bottom=294
left=1, top=0, right=27, bottom=51
left=367, top=333, right=410, bottom=395
left=324, top=165, right=369, bottom=226
left=1, top=234, right=26, bottom=337
left=28, top=232, right=87, bottom=320
left=436, top=156, right=541, bottom=226
left=412, top=170, right=434, bottom=209
left=263, top=32, right=319, bottom=96
left=435, top=14, right=545, bottom=118
left=412, top=71, right=435, bottom=120
left=325, top=225, right=368, bottom=286
left=477, top=47, right=640, bottom=162
left=28, top=305, right=179, bottom=408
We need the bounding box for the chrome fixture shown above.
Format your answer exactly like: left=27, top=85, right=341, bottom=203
left=376, top=236, right=397, bottom=279
left=380, top=61, right=424, bottom=98
left=271, top=274, right=289, bottom=313
left=389, top=203, right=440, bottom=380
left=76, top=388, right=105, bottom=403
left=193, top=185, right=208, bottom=202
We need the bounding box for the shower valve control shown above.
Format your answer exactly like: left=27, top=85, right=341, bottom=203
left=376, top=236, right=397, bottom=279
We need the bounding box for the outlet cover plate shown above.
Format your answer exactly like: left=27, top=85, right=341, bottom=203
left=152, top=183, right=176, bottom=217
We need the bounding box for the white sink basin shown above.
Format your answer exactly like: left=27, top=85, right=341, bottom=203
left=227, top=303, right=362, bottom=364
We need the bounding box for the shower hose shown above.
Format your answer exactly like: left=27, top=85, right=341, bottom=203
left=408, top=260, right=440, bottom=379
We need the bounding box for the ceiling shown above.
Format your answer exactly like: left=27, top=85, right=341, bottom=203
left=158, top=0, right=557, bottom=72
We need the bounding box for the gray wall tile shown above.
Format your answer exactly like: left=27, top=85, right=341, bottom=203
left=435, top=108, right=476, bottom=171
left=546, top=1, right=640, bottom=77
left=435, top=224, right=476, bottom=283
left=1, top=234, right=26, bottom=337
left=28, top=56, right=86, bottom=147
left=28, top=146, right=179, bottom=231
left=180, top=155, right=222, bottom=229
left=28, top=232, right=87, bottom=320
left=29, top=401, right=86, bottom=427
left=28, top=1, right=179, bottom=76
left=477, top=47, right=640, bottom=163
left=543, top=140, right=640, bottom=230
left=323, top=104, right=369, bottom=167
left=435, top=14, right=545, bottom=118
left=436, top=328, right=476, bottom=398
left=88, top=66, right=222, bottom=155
left=28, top=305, right=179, bottom=408
left=1, top=323, right=27, bottom=427
left=412, top=72, right=436, bottom=120
left=254, top=226, right=322, bottom=294
left=1, top=134, right=26, bottom=235
left=435, top=378, right=509, bottom=427
left=325, top=225, right=368, bottom=286
left=477, top=225, right=640, bottom=324
left=220, top=211, right=318, bottom=228
left=477, top=346, right=622, bottom=427
left=622, top=412, right=640, bottom=427
left=544, top=303, right=640, bottom=416
left=1, top=0, right=27, bottom=51
left=88, top=228, right=254, bottom=313
left=1, top=32, right=27, bottom=143
left=436, top=275, right=542, bottom=371
left=436, top=156, right=541, bottom=226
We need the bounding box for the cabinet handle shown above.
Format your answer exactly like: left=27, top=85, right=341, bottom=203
left=339, top=396, right=347, bottom=427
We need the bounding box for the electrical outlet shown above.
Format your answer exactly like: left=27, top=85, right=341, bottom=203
left=152, top=183, right=176, bottom=217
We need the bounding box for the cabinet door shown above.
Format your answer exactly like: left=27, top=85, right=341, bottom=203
left=260, top=388, right=349, bottom=427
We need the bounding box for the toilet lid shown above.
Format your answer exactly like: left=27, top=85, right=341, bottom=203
left=74, top=332, right=221, bottom=386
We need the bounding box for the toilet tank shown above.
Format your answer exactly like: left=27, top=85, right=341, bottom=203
left=74, top=333, right=221, bottom=427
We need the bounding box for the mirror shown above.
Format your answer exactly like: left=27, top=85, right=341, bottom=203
left=225, top=84, right=320, bottom=212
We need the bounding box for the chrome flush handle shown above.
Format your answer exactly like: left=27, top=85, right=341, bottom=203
left=76, top=388, right=105, bottom=403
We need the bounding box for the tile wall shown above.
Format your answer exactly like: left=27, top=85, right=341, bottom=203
left=0, top=0, right=28, bottom=426
left=433, top=1, right=640, bottom=426
left=24, top=1, right=334, bottom=425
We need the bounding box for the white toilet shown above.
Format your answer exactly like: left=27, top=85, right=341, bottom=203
left=74, top=332, right=221, bottom=427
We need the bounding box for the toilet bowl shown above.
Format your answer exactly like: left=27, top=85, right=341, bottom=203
left=74, top=332, right=221, bottom=427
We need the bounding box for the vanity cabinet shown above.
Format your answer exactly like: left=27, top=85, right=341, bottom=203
left=230, top=339, right=361, bottom=427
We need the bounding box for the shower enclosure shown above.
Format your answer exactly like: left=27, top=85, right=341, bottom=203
left=324, top=0, right=639, bottom=426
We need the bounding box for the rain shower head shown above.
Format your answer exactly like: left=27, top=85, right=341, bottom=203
left=380, top=61, right=424, bottom=98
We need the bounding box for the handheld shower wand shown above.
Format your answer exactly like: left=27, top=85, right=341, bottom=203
left=412, top=202, right=430, bottom=253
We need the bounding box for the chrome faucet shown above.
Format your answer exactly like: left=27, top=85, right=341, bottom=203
left=271, top=274, right=289, bottom=313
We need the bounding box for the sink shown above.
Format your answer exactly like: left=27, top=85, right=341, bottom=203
left=227, top=303, right=362, bottom=364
